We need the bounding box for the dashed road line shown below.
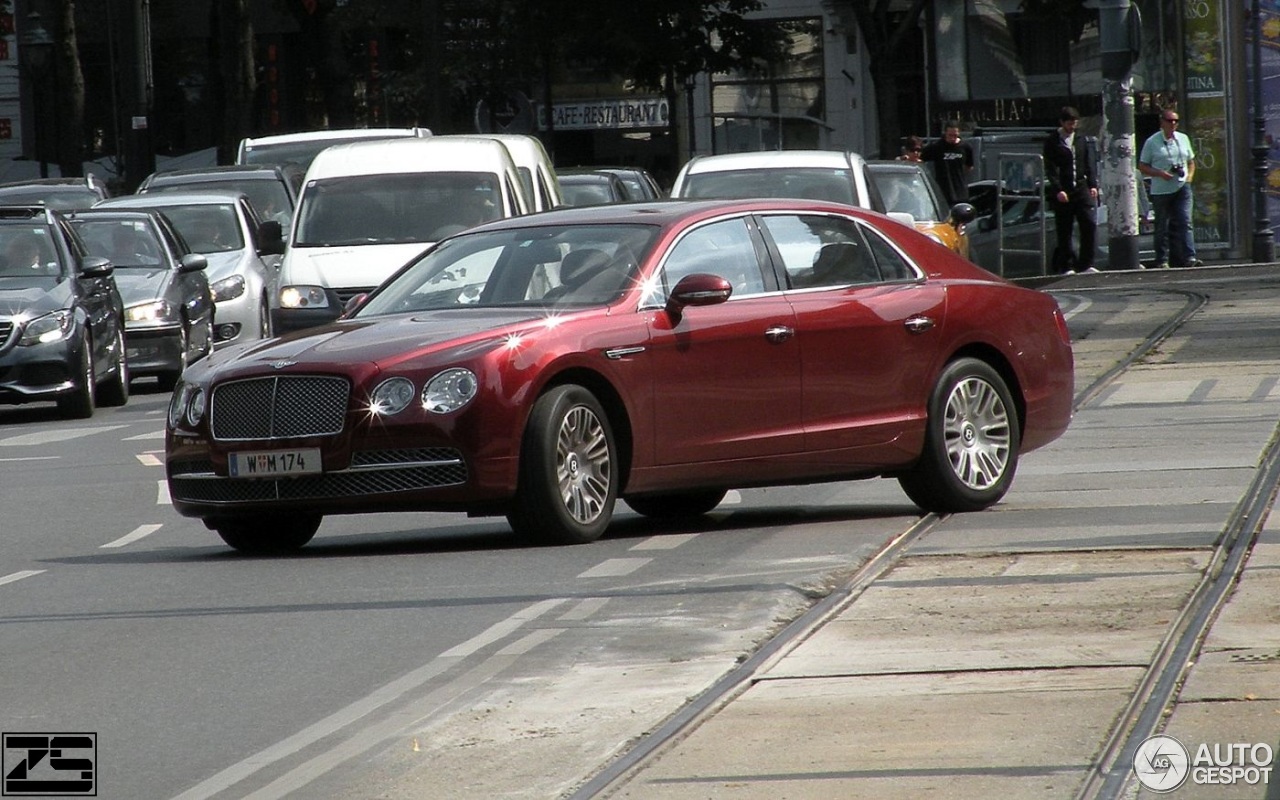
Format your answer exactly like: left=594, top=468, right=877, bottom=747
left=101, top=524, right=163, bottom=549
left=577, top=558, right=652, bottom=578
left=631, top=533, right=699, bottom=551
left=0, top=570, right=45, bottom=587
left=157, top=479, right=170, bottom=505
left=0, top=425, right=127, bottom=446
left=136, top=453, right=162, bottom=466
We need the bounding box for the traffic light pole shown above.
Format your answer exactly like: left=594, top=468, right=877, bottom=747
left=1096, top=0, right=1141, bottom=270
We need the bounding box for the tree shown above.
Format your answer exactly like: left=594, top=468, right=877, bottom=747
left=209, top=0, right=256, bottom=164
left=49, top=0, right=86, bottom=176
left=834, top=0, right=929, bottom=158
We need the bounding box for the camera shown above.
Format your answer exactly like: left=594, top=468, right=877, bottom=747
left=1170, top=164, right=1186, bottom=178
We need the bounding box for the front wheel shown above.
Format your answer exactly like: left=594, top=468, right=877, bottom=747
left=507, top=385, right=617, bottom=545
left=898, top=358, right=1020, bottom=513
left=211, top=514, right=321, bottom=554
left=97, top=326, right=130, bottom=407
left=57, top=332, right=96, bottom=419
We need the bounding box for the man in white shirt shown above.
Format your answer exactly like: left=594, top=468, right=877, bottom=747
left=1138, top=109, right=1202, bottom=269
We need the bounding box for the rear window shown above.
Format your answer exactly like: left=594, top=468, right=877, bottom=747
left=680, top=168, right=857, bottom=205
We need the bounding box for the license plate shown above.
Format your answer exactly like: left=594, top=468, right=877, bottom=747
left=228, top=448, right=322, bottom=478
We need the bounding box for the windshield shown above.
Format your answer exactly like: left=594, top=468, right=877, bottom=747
left=0, top=222, right=63, bottom=282
left=294, top=172, right=502, bottom=247
left=355, top=224, right=658, bottom=315
left=682, top=168, right=856, bottom=204
left=148, top=180, right=292, bottom=234
left=871, top=169, right=944, bottom=222
left=73, top=219, right=165, bottom=268
left=150, top=204, right=245, bottom=254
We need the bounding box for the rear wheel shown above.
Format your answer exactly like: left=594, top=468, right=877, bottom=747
left=624, top=489, right=727, bottom=519
left=57, top=333, right=96, bottom=419
left=898, top=357, right=1019, bottom=513
left=507, top=385, right=616, bottom=545
left=97, top=326, right=130, bottom=407
left=212, top=514, right=321, bottom=554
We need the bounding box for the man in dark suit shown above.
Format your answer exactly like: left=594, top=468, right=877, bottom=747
left=1043, top=106, right=1099, bottom=274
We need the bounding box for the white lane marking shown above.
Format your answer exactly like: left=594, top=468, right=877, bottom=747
left=630, top=533, right=699, bottom=551
left=0, top=570, right=44, bottom=586
left=723, top=489, right=742, bottom=504
left=124, top=429, right=166, bottom=441
left=1057, top=293, right=1092, bottom=320
left=558, top=597, right=609, bottom=621
left=101, top=524, right=163, bottom=549
left=577, top=558, right=651, bottom=579
left=136, top=454, right=162, bottom=467
left=0, top=456, right=59, bottom=463
left=497, top=628, right=564, bottom=656
left=157, top=480, right=170, bottom=505
left=170, top=598, right=568, bottom=800
left=0, top=425, right=127, bottom=447
left=438, top=598, right=567, bottom=659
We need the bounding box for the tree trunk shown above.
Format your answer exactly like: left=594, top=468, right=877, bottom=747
left=51, top=0, right=85, bottom=177
left=210, top=0, right=256, bottom=165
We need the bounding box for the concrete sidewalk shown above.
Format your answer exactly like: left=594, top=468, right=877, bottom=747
left=597, top=272, right=1280, bottom=800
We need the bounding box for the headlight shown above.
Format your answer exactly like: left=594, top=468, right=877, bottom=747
left=185, top=387, right=206, bottom=427
left=125, top=300, right=177, bottom=323
left=19, top=310, right=74, bottom=346
left=369, top=377, right=416, bottom=416
left=210, top=275, right=246, bottom=302
left=279, top=285, right=330, bottom=309
left=168, top=383, right=188, bottom=427
left=422, top=368, right=477, bottom=414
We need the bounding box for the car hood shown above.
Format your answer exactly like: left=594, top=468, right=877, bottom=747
left=0, top=280, right=73, bottom=317
left=281, top=243, right=430, bottom=289
left=112, top=267, right=172, bottom=306
left=202, top=250, right=251, bottom=282
left=195, top=308, right=551, bottom=376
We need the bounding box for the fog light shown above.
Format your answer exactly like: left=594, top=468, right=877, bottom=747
left=215, top=323, right=241, bottom=342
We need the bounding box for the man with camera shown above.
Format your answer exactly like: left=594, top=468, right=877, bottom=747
left=1139, top=109, right=1202, bottom=269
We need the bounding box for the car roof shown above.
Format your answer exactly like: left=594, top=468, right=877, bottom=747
left=95, top=190, right=249, bottom=208
left=240, top=127, right=430, bottom=148
left=681, top=150, right=865, bottom=174
left=461, top=197, right=876, bottom=230
left=305, top=136, right=520, bottom=179
left=144, top=165, right=299, bottom=182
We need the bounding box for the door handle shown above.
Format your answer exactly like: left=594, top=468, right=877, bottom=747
left=904, top=315, right=935, bottom=334
left=765, top=325, right=794, bottom=343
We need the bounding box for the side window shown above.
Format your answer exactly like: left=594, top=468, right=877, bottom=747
left=759, top=214, right=880, bottom=288
left=861, top=223, right=918, bottom=282
left=657, top=217, right=764, bottom=301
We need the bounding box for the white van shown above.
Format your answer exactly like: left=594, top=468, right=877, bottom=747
left=271, top=136, right=530, bottom=333
left=453, top=134, right=564, bottom=212
left=236, top=127, right=432, bottom=171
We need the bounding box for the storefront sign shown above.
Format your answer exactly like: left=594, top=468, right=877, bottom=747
left=538, top=98, right=669, bottom=131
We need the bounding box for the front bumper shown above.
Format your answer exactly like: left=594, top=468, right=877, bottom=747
left=124, top=326, right=183, bottom=377
left=0, top=330, right=83, bottom=404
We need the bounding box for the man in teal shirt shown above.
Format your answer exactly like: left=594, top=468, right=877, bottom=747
left=1138, top=110, right=1202, bottom=268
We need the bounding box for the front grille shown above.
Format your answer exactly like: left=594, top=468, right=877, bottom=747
left=210, top=375, right=349, bottom=441
left=169, top=448, right=468, bottom=504
left=0, top=319, right=14, bottom=351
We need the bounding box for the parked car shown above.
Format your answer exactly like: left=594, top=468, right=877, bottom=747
left=165, top=198, right=1075, bottom=553
left=273, top=136, right=531, bottom=333
left=94, top=191, right=284, bottom=346
left=596, top=166, right=664, bottom=200
left=68, top=209, right=214, bottom=390
left=235, top=126, right=432, bottom=170
left=558, top=170, right=633, bottom=206
left=867, top=160, right=975, bottom=258
left=137, top=163, right=304, bottom=238
left=669, top=150, right=886, bottom=211
left=0, top=175, right=111, bottom=212
left=0, top=205, right=128, bottom=417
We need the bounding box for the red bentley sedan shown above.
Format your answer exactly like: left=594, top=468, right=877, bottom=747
left=165, top=199, right=1074, bottom=553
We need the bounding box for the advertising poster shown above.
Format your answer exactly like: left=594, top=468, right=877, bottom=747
left=1249, top=0, right=1280, bottom=229
left=1185, top=0, right=1229, bottom=247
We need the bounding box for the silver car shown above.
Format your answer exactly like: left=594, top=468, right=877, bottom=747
left=94, top=191, right=284, bottom=346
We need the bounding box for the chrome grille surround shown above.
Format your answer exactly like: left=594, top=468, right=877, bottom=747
left=210, top=375, right=350, bottom=441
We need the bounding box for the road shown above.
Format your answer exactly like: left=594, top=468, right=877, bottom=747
left=1, top=266, right=1275, bottom=799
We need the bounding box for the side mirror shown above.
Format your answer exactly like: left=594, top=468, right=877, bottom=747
left=665, top=273, right=732, bottom=318
left=949, top=202, right=977, bottom=226
left=258, top=219, right=285, bottom=256
left=178, top=253, right=208, bottom=273
left=339, top=292, right=369, bottom=319
left=80, top=256, right=113, bottom=279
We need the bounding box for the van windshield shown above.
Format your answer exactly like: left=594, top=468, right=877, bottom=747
left=294, top=172, right=502, bottom=247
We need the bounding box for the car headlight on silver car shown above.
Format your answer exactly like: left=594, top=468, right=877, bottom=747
left=210, top=274, right=246, bottom=302
left=422, top=368, right=478, bottom=414
left=125, top=300, right=178, bottom=324
left=279, top=285, right=329, bottom=309
left=19, top=310, right=73, bottom=345
left=369, top=377, right=416, bottom=416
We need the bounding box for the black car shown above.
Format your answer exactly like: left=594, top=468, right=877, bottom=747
left=0, top=175, right=112, bottom=212
left=594, top=166, right=664, bottom=200
left=557, top=170, right=634, bottom=206
left=68, top=209, right=214, bottom=391
left=137, top=164, right=305, bottom=237
left=0, top=206, right=129, bottom=418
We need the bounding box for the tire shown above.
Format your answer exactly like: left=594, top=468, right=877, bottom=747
left=625, top=489, right=727, bottom=519
left=507, top=385, right=617, bottom=545
left=212, top=514, right=321, bottom=554
left=898, top=357, right=1020, bottom=513
left=97, top=326, right=130, bottom=407
left=57, top=333, right=96, bottom=419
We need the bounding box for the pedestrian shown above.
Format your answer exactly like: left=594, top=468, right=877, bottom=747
left=1138, top=108, right=1202, bottom=268
left=920, top=120, right=974, bottom=205
left=1043, top=106, right=1099, bottom=274
left=896, top=135, right=924, bottom=162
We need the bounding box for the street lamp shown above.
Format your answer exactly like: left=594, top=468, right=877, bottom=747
left=1251, top=1, right=1275, bottom=263
left=20, top=12, right=55, bottom=179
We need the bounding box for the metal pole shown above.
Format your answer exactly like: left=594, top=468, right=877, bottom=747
left=1252, top=0, right=1275, bottom=263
